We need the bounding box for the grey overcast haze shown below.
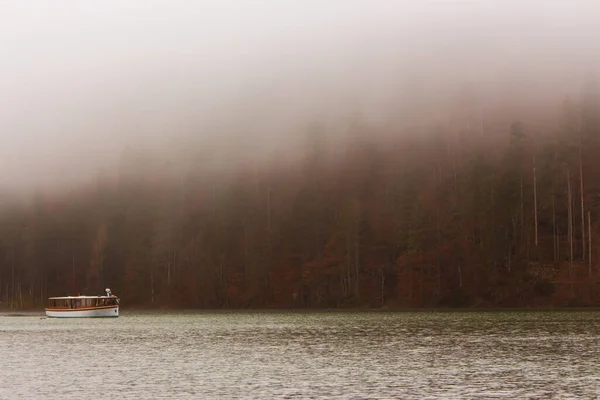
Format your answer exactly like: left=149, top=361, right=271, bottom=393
left=1, top=0, right=599, bottom=192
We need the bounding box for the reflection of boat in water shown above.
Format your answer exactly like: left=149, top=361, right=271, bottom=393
left=45, top=288, right=120, bottom=318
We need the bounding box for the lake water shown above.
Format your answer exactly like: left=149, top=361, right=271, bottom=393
left=1, top=310, right=600, bottom=399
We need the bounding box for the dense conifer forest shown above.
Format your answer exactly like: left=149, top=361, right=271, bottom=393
left=1, top=82, right=600, bottom=309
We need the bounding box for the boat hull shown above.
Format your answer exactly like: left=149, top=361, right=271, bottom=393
left=45, top=306, right=119, bottom=318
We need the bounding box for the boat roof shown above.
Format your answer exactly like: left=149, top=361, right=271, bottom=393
left=48, top=295, right=118, bottom=299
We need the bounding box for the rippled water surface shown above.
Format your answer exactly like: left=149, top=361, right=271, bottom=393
left=2, top=310, right=600, bottom=399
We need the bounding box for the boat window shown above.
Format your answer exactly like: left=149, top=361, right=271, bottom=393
left=48, top=297, right=119, bottom=307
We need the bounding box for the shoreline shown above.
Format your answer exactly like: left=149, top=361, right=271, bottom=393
left=3, top=306, right=600, bottom=316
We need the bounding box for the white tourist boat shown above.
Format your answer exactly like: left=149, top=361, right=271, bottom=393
left=45, top=288, right=120, bottom=318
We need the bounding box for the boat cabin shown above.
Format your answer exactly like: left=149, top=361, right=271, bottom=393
left=47, top=296, right=119, bottom=309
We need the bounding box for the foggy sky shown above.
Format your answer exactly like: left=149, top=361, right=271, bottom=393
left=1, top=0, right=599, bottom=192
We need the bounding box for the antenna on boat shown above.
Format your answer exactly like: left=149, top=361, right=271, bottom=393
left=105, top=288, right=112, bottom=297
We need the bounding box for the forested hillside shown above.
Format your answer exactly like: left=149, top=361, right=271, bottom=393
left=1, top=84, right=600, bottom=309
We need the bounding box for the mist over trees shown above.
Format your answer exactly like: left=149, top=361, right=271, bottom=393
left=2, top=1, right=600, bottom=308
left=1, top=79, right=600, bottom=309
